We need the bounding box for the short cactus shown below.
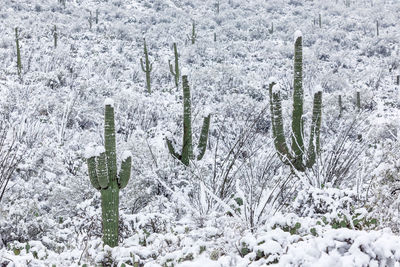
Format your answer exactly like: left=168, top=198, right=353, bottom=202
left=268, top=31, right=322, bottom=172
left=86, top=99, right=132, bottom=247
left=140, top=38, right=153, bottom=93
left=53, top=25, right=57, bottom=48
left=166, top=75, right=211, bottom=166
left=169, top=43, right=180, bottom=89
left=187, top=20, right=197, bottom=45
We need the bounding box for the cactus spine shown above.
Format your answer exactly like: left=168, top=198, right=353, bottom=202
left=15, top=27, right=22, bottom=77
left=187, top=21, right=197, bottom=45
left=166, top=75, right=211, bottom=166
left=169, top=43, right=180, bottom=89
left=140, top=38, right=153, bottom=93
left=86, top=100, right=132, bottom=247
left=269, top=32, right=322, bottom=172
left=53, top=25, right=57, bottom=49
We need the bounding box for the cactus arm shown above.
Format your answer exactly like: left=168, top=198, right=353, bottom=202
left=149, top=62, right=153, bottom=72
left=291, top=33, right=305, bottom=170
left=169, top=60, right=175, bottom=76
left=166, top=138, right=182, bottom=160
left=96, top=151, right=109, bottom=188
left=87, top=157, right=101, bottom=190
left=181, top=75, right=193, bottom=165
left=118, top=155, right=131, bottom=189
left=306, top=91, right=322, bottom=168
left=140, top=58, right=145, bottom=72
left=197, top=114, right=211, bottom=160
left=269, top=84, right=291, bottom=162
left=104, top=103, right=117, bottom=181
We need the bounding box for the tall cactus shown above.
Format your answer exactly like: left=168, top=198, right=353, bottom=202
left=15, top=27, right=22, bottom=77
left=166, top=75, right=211, bottom=166
left=140, top=38, right=153, bottom=93
left=85, top=99, right=132, bottom=247
left=268, top=31, right=322, bottom=172
left=169, top=43, right=180, bottom=89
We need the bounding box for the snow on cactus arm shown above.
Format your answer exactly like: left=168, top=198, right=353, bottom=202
left=118, top=151, right=132, bottom=189
left=104, top=98, right=114, bottom=107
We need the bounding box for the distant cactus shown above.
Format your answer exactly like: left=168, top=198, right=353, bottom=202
left=269, top=32, right=322, bottom=172
left=15, top=27, right=22, bottom=77
left=376, top=20, right=379, bottom=36
left=356, top=91, right=361, bottom=111
left=215, top=0, right=220, bottom=14
left=187, top=20, right=197, bottom=45
left=169, top=43, right=180, bottom=89
left=53, top=25, right=57, bottom=48
left=396, top=75, right=399, bottom=85
left=269, top=22, right=274, bottom=34
left=214, top=32, right=217, bottom=42
left=319, top=14, right=322, bottom=28
left=88, top=11, right=93, bottom=29
left=338, top=94, right=343, bottom=118
left=166, top=75, right=211, bottom=166
left=86, top=99, right=132, bottom=247
left=140, top=38, right=153, bottom=93
left=96, top=9, right=99, bottom=24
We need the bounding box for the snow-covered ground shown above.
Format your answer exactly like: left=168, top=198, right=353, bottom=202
left=1, top=0, right=400, bottom=266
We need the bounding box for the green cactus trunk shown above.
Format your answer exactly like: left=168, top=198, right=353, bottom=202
left=140, top=39, right=152, bottom=93
left=169, top=43, right=180, bottom=89
left=101, top=185, right=119, bottom=247
left=182, top=76, right=193, bottom=165
left=291, top=35, right=304, bottom=171
left=306, top=91, right=322, bottom=168
left=15, top=27, right=22, bottom=77
left=86, top=100, right=132, bottom=247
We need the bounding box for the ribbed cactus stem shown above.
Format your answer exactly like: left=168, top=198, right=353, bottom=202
left=169, top=43, right=180, bottom=88
left=197, top=114, right=211, bottom=160
left=15, top=27, right=22, bottom=77
left=167, top=76, right=211, bottom=165
left=85, top=99, right=132, bottom=247
left=306, top=91, right=322, bottom=168
left=140, top=38, right=153, bottom=93
left=269, top=82, right=291, bottom=163
left=182, top=75, right=193, bottom=165
left=291, top=33, right=304, bottom=171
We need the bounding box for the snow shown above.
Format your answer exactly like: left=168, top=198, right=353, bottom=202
left=121, top=150, right=132, bottom=161
left=294, top=30, right=302, bottom=41
left=104, top=98, right=114, bottom=107
left=1, top=0, right=400, bottom=266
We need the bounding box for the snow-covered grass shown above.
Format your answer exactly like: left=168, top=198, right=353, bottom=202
left=1, top=0, right=400, bottom=266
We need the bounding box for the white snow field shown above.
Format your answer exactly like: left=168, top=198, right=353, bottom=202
left=0, top=0, right=400, bottom=266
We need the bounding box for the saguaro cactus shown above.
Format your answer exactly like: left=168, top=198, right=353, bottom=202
left=15, top=27, right=22, bottom=77
left=86, top=99, right=132, bottom=247
left=53, top=25, right=57, bottom=48
left=169, top=43, right=180, bottom=89
left=269, top=22, right=274, bottom=34
left=376, top=20, right=379, bottom=36
left=140, top=38, right=153, bottom=93
left=356, top=91, right=361, bottom=111
left=166, top=75, right=211, bottom=166
left=187, top=20, right=197, bottom=45
left=268, top=31, right=322, bottom=172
